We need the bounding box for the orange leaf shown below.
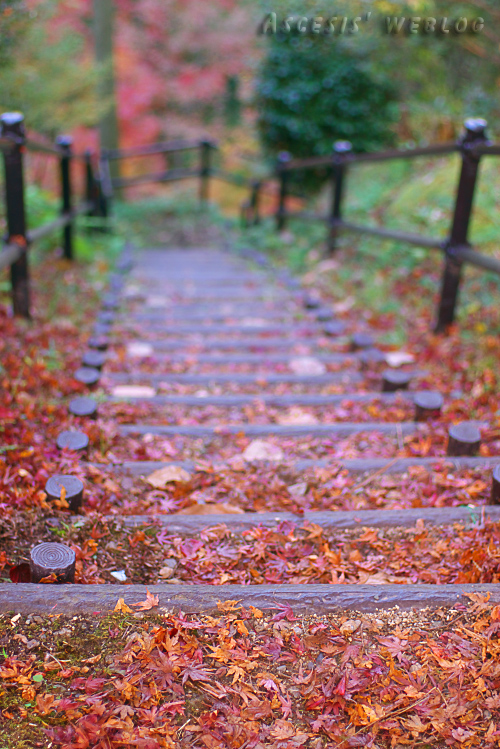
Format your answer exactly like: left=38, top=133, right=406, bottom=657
left=114, top=597, right=133, bottom=614
left=131, top=589, right=159, bottom=611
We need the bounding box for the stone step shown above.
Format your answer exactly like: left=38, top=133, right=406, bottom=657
left=3, top=582, right=499, bottom=615
left=117, top=421, right=418, bottom=437
left=70, top=505, right=498, bottom=534
left=105, top=371, right=363, bottom=385
left=117, top=322, right=336, bottom=335
left=115, top=336, right=351, bottom=350
left=105, top=455, right=500, bottom=476
left=118, top=351, right=362, bottom=365
left=106, top=390, right=439, bottom=406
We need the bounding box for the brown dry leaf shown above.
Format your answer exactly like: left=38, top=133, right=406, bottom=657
left=289, top=356, right=326, bottom=376
left=249, top=605, right=264, bottom=619
left=132, top=589, right=159, bottom=611
left=39, top=573, right=58, bottom=584
left=35, top=693, right=55, bottom=716
left=114, top=597, right=133, bottom=614
left=146, top=465, right=191, bottom=488
left=217, top=599, right=241, bottom=613
left=385, top=351, right=415, bottom=367
left=111, top=385, right=156, bottom=398
left=359, top=571, right=402, bottom=585
left=340, top=619, right=361, bottom=636
left=242, top=439, right=284, bottom=462
left=177, top=502, right=244, bottom=515
left=82, top=654, right=102, bottom=664
left=277, top=407, right=318, bottom=426
left=126, top=342, right=154, bottom=358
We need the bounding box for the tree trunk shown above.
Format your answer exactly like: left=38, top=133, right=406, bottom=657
left=93, top=0, right=120, bottom=179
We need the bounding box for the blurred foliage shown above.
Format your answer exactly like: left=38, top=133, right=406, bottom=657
left=0, top=1, right=103, bottom=137
left=256, top=31, right=398, bottom=191
left=255, top=0, right=500, bottom=160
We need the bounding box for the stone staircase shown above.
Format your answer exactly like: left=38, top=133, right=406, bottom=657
left=3, top=244, right=500, bottom=614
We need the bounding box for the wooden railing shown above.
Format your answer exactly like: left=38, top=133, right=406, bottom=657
left=262, top=118, right=500, bottom=331
left=0, top=112, right=106, bottom=318
left=34, top=113, right=499, bottom=334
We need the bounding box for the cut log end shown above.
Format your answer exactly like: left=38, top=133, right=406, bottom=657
left=382, top=369, right=412, bottom=393
left=97, top=311, right=115, bottom=325
left=82, top=350, right=107, bottom=370
left=88, top=336, right=110, bottom=351
left=359, top=347, right=386, bottom=369
left=74, top=367, right=100, bottom=387
left=315, top=309, right=335, bottom=322
left=102, top=294, right=119, bottom=311
left=56, top=430, right=89, bottom=452
left=491, top=465, right=500, bottom=505
left=30, top=543, right=76, bottom=584
left=93, top=323, right=112, bottom=336
left=303, top=295, right=321, bottom=310
left=323, top=321, right=345, bottom=337
left=350, top=333, right=374, bottom=352
left=69, top=396, right=98, bottom=419
left=447, top=422, right=481, bottom=457
left=414, top=392, right=444, bottom=421
left=45, top=475, right=84, bottom=512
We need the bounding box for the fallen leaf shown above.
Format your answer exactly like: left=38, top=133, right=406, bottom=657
left=242, top=440, right=284, bottom=462
left=217, top=599, right=241, bottom=613
left=146, top=465, right=191, bottom=488
left=177, top=502, right=244, bottom=515
left=114, top=598, right=133, bottom=614
left=289, top=356, right=326, bottom=376
left=385, top=351, right=415, bottom=367
left=277, top=407, right=318, bottom=425
left=126, top=342, right=154, bottom=358
left=132, top=589, right=159, bottom=611
left=111, top=385, right=156, bottom=398
left=340, top=619, right=361, bottom=636
left=9, top=563, right=31, bottom=583
left=35, top=693, right=55, bottom=716
left=110, top=570, right=127, bottom=582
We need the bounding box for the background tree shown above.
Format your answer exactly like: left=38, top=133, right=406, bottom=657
left=255, top=30, right=398, bottom=191
left=0, top=1, right=102, bottom=137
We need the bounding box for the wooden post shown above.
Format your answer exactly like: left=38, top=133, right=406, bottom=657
left=1, top=112, right=30, bottom=318
left=491, top=465, right=500, bottom=505
left=251, top=179, right=262, bottom=225
left=56, top=431, right=89, bottom=451
left=435, top=119, right=488, bottom=332
left=30, top=543, right=76, bottom=584
left=414, top=392, right=443, bottom=421
left=327, top=140, right=352, bottom=254
left=199, top=140, right=213, bottom=205
left=382, top=370, right=412, bottom=393
left=276, top=151, right=291, bottom=231
left=57, top=135, right=74, bottom=260
left=69, top=396, right=98, bottom=419
left=84, top=149, right=97, bottom=221
left=447, top=422, right=481, bottom=456
left=45, top=475, right=84, bottom=512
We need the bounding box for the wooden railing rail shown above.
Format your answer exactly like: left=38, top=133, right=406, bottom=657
left=265, top=117, right=500, bottom=331
left=0, top=112, right=106, bottom=318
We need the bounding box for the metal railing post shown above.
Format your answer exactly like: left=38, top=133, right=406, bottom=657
left=1, top=112, right=30, bottom=318
left=327, top=140, right=352, bottom=254
left=57, top=135, right=74, bottom=259
left=199, top=139, right=213, bottom=205
left=276, top=151, right=291, bottom=231
left=435, top=118, right=488, bottom=332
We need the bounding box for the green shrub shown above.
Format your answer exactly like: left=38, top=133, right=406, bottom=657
left=256, top=32, right=399, bottom=192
